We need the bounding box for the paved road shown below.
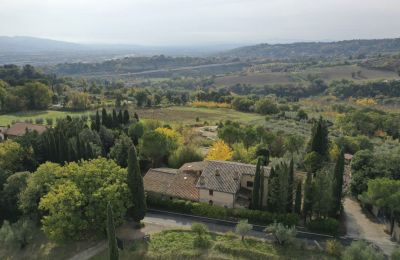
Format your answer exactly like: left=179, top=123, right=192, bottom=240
left=343, top=197, right=397, bottom=255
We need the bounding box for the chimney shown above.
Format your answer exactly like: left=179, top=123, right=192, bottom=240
left=233, top=171, right=239, bottom=181
left=215, top=169, right=220, bottom=176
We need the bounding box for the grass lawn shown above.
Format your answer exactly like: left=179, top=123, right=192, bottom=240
left=0, top=110, right=94, bottom=126
left=91, top=230, right=334, bottom=260
left=134, top=106, right=266, bottom=126
left=0, top=228, right=101, bottom=260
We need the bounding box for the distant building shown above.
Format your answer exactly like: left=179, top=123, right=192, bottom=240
left=4, top=122, right=48, bottom=139
left=143, top=160, right=270, bottom=209
left=344, top=153, right=353, bottom=164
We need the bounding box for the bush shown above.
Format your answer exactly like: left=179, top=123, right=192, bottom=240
left=193, top=236, right=211, bottom=249
left=0, top=219, right=34, bottom=249
left=35, top=118, right=44, bottom=125
left=392, top=248, right=400, bottom=260
left=191, top=222, right=208, bottom=237
left=325, top=239, right=343, bottom=257
left=264, top=222, right=296, bottom=246
left=307, top=218, right=339, bottom=235
left=342, top=241, right=384, bottom=260
left=45, top=118, right=53, bottom=126
left=168, top=146, right=203, bottom=168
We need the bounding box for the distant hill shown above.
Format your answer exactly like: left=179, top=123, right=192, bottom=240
left=221, top=38, right=400, bottom=60
left=0, top=36, right=88, bottom=53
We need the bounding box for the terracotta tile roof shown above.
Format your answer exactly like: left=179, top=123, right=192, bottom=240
left=196, top=160, right=270, bottom=194
left=143, top=168, right=199, bottom=201
left=5, top=122, right=48, bottom=137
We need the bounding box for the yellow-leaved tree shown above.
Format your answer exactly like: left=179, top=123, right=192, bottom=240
left=206, top=140, right=233, bottom=161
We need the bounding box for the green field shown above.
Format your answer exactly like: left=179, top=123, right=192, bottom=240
left=134, top=106, right=266, bottom=126
left=92, top=230, right=333, bottom=260
left=0, top=110, right=94, bottom=126
left=215, top=65, right=399, bottom=86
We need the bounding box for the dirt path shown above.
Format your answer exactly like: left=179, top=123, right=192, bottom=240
left=67, top=241, right=107, bottom=260
left=343, top=197, right=397, bottom=255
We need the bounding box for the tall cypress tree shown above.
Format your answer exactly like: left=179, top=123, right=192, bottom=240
left=259, top=165, right=265, bottom=209
left=118, top=110, right=123, bottom=125
left=294, top=181, right=302, bottom=214
left=287, top=158, right=295, bottom=212
left=123, top=110, right=130, bottom=124
left=309, top=117, right=329, bottom=158
left=107, top=202, right=119, bottom=260
left=303, top=171, right=313, bottom=222
left=251, top=157, right=262, bottom=210
left=112, top=109, right=118, bottom=128
left=93, top=110, right=101, bottom=131
left=127, top=145, right=146, bottom=222
left=101, top=108, right=108, bottom=127
left=331, top=150, right=345, bottom=217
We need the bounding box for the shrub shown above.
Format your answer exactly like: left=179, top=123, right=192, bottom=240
left=191, top=222, right=208, bottom=237
left=307, top=218, right=339, bottom=235
left=224, top=231, right=237, bottom=240
left=342, top=241, right=384, bottom=260
left=193, top=236, right=211, bottom=249
left=45, top=118, right=53, bottom=126
left=392, top=248, right=400, bottom=260
left=265, top=222, right=296, bottom=246
left=325, top=239, right=343, bottom=257
left=168, top=146, right=203, bottom=168
left=0, top=219, right=35, bottom=249
left=35, top=118, right=44, bottom=124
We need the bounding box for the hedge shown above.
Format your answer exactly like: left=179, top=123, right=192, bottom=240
left=306, top=218, right=339, bottom=235
left=147, top=196, right=299, bottom=227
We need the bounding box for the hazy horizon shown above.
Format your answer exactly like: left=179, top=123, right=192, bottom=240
left=0, top=0, right=399, bottom=46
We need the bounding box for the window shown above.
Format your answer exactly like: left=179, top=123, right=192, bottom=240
left=247, top=181, right=254, bottom=188
left=209, top=189, right=214, bottom=196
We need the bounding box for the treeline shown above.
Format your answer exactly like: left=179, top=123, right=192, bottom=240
left=328, top=79, right=400, bottom=98
left=46, top=55, right=234, bottom=75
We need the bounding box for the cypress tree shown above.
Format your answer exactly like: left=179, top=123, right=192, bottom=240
left=309, top=117, right=329, bottom=158
left=294, top=181, right=302, bottom=214
left=108, top=114, right=113, bottom=128
left=118, top=110, right=123, bottom=125
left=101, top=108, right=108, bottom=126
left=107, top=202, right=119, bottom=260
left=251, top=157, right=262, bottom=210
left=68, top=140, right=76, bottom=162
left=93, top=110, right=101, bottom=131
left=58, top=133, right=68, bottom=164
left=287, top=158, right=294, bottom=212
left=267, top=167, right=278, bottom=212
left=303, top=171, right=313, bottom=222
left=331, top=150, right=345, bottom=217
left=49, top=132, right=57, bottom=162
left=127, top=145, right=146, bottom=222
left=123, top=110, right=130, bottom=124
left=112, top=109, right=118, bottom=128
left=259, top=165, right=265, bottom=209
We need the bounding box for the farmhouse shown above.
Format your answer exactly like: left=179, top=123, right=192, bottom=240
left=4, top=122, right=48, bottom=139
left=143, top=160, right=270, bottom=208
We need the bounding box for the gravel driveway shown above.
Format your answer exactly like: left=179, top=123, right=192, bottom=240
left=343, top=197, right=397, bottom=255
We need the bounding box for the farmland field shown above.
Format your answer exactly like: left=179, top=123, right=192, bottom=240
left=134, top=106, right=266, bottom=126
left=0, top=110, right=94, bottom=126
left=215, top=64, right=399, bottom=86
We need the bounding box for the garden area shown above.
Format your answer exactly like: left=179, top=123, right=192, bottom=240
left=91, top=229, right=334, bottom=260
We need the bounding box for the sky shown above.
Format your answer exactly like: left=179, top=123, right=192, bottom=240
left=0, top=0, right=399, bottom=46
